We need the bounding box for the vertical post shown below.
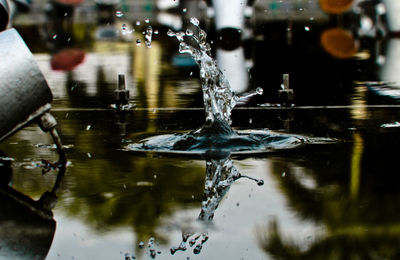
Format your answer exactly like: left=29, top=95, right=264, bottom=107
left=279, top=73, right=294, bottom=107
left=118, top=74, right=125, bottom=90
left=114, top=74, right=129, bottom=108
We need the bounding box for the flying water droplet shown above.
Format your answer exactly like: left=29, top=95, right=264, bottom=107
left=136, top=21, right=141, bottom=26
left=121, top=24, right=129, bottom=35
left=116, top=11, right=123, bottom=17
left=52, top=34, right=58, bottom=39
left=136, top=39, right=142, bottom=45
left=145, top=18, right=150, bottom=23
left=182, top=8, right=187, bottom=13
left=145, top=26, right=153, bottom=48
left=304, top=26, right=310, bottom=31
left=154, top=29, right=159, bottom=35
left=190, top=17, right=199, bottom=26
left=256, top=87, right=263, bottom=95
left=186, top=29, right=194, bottom=36
left=167, top=29, right=176, bottom=37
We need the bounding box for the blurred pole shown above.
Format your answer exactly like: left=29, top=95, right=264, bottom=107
left=382, top=0, right=400, bottom=33
left=0, top=0, right=9, bottom=31
left=212, top=0, right=246, bottom=31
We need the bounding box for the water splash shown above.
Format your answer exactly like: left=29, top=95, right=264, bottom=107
left=199, top=156, right=264, bottom=220
left=125, top=18, right=336, bottom=155
left=145, top=26, right=153, bottom=48
left=167, top=18, right=245, bottom=127
left=170, top=155, right=262, bottom=256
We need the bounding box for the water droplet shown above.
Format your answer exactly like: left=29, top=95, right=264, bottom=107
left=121, top=24, right=129, bottom=35
left=52, top=34, right=58, bottom=39
left=183, top=8, right=187, bottom=13
left=185, top=29, right=194, bottom=36
left=86, top=125, right=91, bottom=131
left=304, top=26, right=310, bottom=31
left=249, top=118, right=252, bottom=124
left=190, top=71, right=193, bottom=76
left=154, top=29, right=159, bottom=35
left=145, top=18, right=150, bottom=23
left=87, top=153, right=91, bottom=158
left=64, top=12, right=68, bottom=17
left=257, top=180, right=264, bottom=186
left=116, top=11, right=123, bottom=17
left=190, top=17, right=199, bottom=26
left=167, top=29, right=175, bottom=37
left=136, top=21, right=141, bottom=26
left=67, top=37, right=71, bottom=42
left=282, top=172, right=286, bottom=177
left=236, top=202, right=240, bottom=207
left=256, top=87, right=263, bottom=95
left=136, top=39, right=142, bottom=45
left=139, top=241, right=145, bottom=248
left=145, top=26, right=153, bottom=48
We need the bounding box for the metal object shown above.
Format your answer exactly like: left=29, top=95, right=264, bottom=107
left=0, top=28, right=66, bottom=163
left=114, top=74, right=129, bottom=109
left=0, top=28, right=53, bottom=142
left=279, top=74, right=294, bottom=107
left=0, top=0, right=9, bottom=31
left=113, top=74, right=130, bottom=137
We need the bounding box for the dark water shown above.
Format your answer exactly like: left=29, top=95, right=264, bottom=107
left=2, top=2, right=400, bottom=259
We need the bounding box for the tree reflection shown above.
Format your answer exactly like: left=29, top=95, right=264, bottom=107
left=258, top=132, right=400, bottom=259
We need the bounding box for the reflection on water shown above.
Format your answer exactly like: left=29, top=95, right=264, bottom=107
left=3, top=1, right=400, bottom=259
left=170, top=154, right=263, bottom=256
left=0, top=155, right=65, bottom=259
left=258, top=130, right=400, bottom=259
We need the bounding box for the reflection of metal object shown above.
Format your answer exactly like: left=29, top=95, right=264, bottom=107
left=279, top=74, right=294, bottom=106
left=319, top=0, right=354, bottom=14
left=0, top=0, right=9, bottom=31
left=114, top=74, right=130, bottom=137
left=0, top=29, right=52, bottom=142
left=0, top=158, right=65, bottom=260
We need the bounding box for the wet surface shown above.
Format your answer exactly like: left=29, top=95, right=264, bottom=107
left=2, top=1, right=400, bottom=259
